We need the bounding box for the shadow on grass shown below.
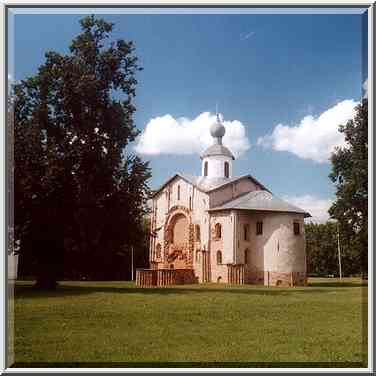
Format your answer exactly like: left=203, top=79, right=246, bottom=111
left=13, top=280, right=366, bottom=299
left=307, top=282, right=367, bottom=288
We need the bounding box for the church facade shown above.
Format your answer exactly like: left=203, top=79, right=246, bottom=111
left=144, top=114, right=310, bottom=287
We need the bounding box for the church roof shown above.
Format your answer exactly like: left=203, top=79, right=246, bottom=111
left=200, top=144, right=235, bottom=160
left=208, top=190, right=311, bottom=218
left=151, top=173, right=270, bottom=197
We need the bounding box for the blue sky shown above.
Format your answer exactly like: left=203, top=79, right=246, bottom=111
left=8, top=9, right=368, bottom=222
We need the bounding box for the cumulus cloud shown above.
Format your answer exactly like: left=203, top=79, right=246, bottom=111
left=257, top=99, right=358, bottom=163
left=363, top=78, right=368, bottom=98
left=134, top=112, right=250, bottom=157
left=283, top=194, right=333, bottom=224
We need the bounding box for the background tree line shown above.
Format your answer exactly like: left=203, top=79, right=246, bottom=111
left=305, top=221, right=362, bottom=277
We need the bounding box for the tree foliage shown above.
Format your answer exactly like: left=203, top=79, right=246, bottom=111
left=305, top=222, right=361, bottom=276
left=13, top=16, right=151, bottom=288
left=328, top=98, right=368, bottom=274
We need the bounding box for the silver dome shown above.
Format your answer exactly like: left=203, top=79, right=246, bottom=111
left=210, top=118, right=225, bottom=138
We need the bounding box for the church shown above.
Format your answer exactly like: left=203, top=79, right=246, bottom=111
left=137, top=114, right=310, bottom=287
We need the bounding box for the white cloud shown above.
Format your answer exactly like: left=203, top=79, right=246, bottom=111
left=363, top=78, right=368, bottom=98
left=134, top=112, right=250, bottom=157
left=257, top=99, right=358, bottom=163
left=283, top=194, right=333, bottom=224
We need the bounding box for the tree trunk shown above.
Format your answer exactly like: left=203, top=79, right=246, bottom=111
left=34, top=263, right=58, bottom=290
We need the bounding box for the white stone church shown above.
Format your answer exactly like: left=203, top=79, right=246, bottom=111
left=138, top=114, right=310, bottom=287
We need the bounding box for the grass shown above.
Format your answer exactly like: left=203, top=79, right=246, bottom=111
left=11, top=278, right=367, bottom=367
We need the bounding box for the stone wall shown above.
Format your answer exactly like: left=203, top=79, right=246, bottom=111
left=237, top=211, right=306, bottom=286
left=244, top=269, right=306, bottom=286
left=209, top=211, right=235, bottom=283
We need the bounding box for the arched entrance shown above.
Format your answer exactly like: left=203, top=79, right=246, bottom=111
left=164, top=206, right=193, bottom=269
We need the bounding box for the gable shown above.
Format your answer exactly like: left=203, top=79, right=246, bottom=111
left=152, top=173, right=269, bottom=198
left=208, top=176, right=264, bottom=208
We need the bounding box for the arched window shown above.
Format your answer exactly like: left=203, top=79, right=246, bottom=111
left=195, top=224, right=201, bottom=242
left=204, top=161, right=208, bottom=177
left=215, top=223, right=222, bottom=239
left=216, top=250, right=222, bottom=265
left=224, top=161, right=229, bottom=178
left=156, top=243, right=162, bottom=259
left=177, top=185, right=180, bottom=200
left=168, top=187, right=172, bottom=203
left=244, top=248, right=249, bottom=265
left=244, top=224, right=250, bottom=241
left=196, top=250, right=200, bottom=263
left=294, top=222, right=300, bottom=235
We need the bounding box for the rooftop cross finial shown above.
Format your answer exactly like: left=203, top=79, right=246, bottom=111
left=216, top=102, right=220, bottom=123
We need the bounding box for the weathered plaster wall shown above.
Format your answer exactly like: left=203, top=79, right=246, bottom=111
left=209, top=211, right=235, bottom=283
left=202, top=155, right=233, bottom=178
left=152, top=177, right=194, bottom=266
left=150, top=175, right=306, bottom=287
left=151, top=177, right=212, bottom=282
left=191, top=188, right=210, bottom=282
left=236, top=211, right=306, bottom=286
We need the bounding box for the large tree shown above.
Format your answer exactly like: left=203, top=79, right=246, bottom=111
left=13, top=16, right=151, bottom=288
left=329, top=98, right=368, bottom=274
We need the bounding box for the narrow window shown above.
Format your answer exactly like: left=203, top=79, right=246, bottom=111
left=177, top=185, right=180, bottom=200
left=170, top=228, right=174, bottom=244
left=216, top=250, right=222, bottom=265
left=244, top=248, right=249, bottom=264
left=256, top=221, right=263, bottom=236
left=196, top=250, right=200, bottom=262
left=224, top=161, right=229, bottom=178
left=244, top=224, right=250, bottom=241
left=195, top=225, right=201, bottom=242
left=294, top=222, right=300, bottom=235
left=189, top=196, right=192, bottom=210
left=204, top=161, right=208, bottom=177
left=215, top=223, right=222, bottom=239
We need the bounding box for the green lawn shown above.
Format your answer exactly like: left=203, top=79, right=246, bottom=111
left=11, top=278, right=367, bottom=367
